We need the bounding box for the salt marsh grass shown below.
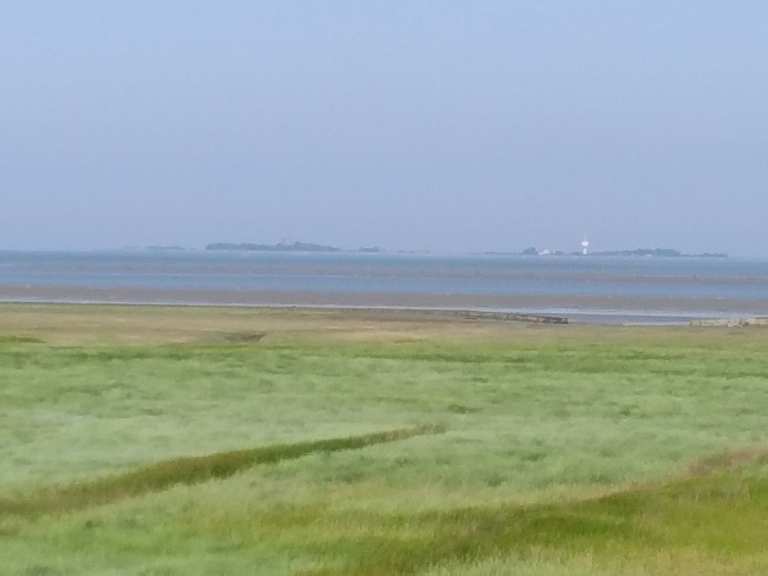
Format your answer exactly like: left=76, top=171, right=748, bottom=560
left=2, top=304, right=768, bottom=574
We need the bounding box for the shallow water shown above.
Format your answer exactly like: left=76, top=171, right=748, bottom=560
left=1, top=251, right=766, bottom=321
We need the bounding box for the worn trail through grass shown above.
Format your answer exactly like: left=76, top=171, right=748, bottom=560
left=0, top=424, right=444, bottom=519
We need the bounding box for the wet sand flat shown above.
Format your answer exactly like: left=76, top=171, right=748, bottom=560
left=1, top=283, right=767, bottom=324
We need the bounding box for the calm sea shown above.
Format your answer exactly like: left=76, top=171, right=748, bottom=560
left=1, top=251, right=767, bottom=320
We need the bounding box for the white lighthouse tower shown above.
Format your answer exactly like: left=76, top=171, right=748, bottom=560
left=581, top=237, right=590, bottom=256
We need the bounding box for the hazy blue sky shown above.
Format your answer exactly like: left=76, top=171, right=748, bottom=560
left=1, top=1, right=766, bottom=255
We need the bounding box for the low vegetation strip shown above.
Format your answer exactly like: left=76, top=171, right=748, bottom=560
left=298, top=453, right=768, bottom=576
left=0, top=424, right=444, bottom=519
left=0, top=335, right=44, bottom=344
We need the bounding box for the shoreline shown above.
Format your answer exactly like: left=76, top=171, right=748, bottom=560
left=1, top=284, right=767, bottom=325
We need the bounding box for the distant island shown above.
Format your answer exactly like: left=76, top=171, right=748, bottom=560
left=205, top=241, right=394, bottom=254
left=590, top=248, right=727, bottom=258
left=482, top=247, right=728, bottom=258
left=205, top=242, right=726, bottom=258
left=145, top=245, right=186, bottom=252
left=206, top=241, right=340, bottom=253
left=119, top=245, right=187, bottom=252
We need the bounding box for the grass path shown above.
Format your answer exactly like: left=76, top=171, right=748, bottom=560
left=0, top=425, right=444, bottom=519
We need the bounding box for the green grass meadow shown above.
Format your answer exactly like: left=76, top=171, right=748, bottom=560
left=2, top=305, right=768, bottom=575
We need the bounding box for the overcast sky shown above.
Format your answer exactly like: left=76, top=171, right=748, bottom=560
left=1, top=1, right=766, bottom=255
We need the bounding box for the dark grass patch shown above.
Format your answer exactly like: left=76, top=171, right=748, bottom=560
left=446, top=403, right=480, bottom=415
left=205, top=331, right=267, bottom=344
left=0, top=335, right=45, bottom=344
left=21, top=566, right=63, bottom=576
left=0, top=425, right=444, bottom=519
